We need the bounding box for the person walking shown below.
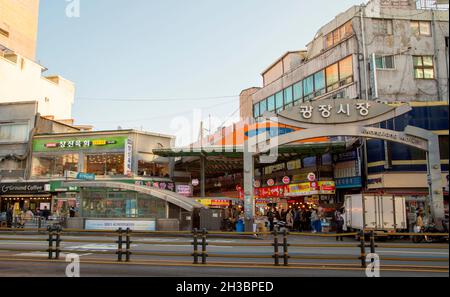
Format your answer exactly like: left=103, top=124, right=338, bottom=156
left=267, top=208, right=275, bottom=232
left=6, top=206, right=13, bottom=228
left=310, top=209, right=319, bottom=233
left=293, top=208, right=301, bottom=231
left=286, top=209, right=294, bottom=231
left=334, top=208, right=344, bottom=241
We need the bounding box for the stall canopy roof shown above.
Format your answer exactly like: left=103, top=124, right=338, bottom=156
left=153, top=142, right=347, bottom=158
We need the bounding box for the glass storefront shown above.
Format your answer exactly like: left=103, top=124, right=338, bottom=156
left=80, top=189, right=166, bottom=219
left=85, top=153, right=124, bottom=176
left=32, top=154, right=79, bottom=178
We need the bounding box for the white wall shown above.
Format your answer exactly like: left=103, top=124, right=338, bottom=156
left=0, top=53, right=74, bottom=120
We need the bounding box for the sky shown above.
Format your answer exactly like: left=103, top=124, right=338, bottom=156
left=37, top=0, right=364, bottom=145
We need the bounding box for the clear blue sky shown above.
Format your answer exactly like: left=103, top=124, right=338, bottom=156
left=37, top=0, right=363, bottom=143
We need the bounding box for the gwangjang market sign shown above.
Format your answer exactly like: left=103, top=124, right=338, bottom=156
left=277, top=99, right=407, bottom=126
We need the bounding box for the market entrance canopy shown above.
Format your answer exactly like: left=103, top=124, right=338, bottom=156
left=243, top=99, right=444, bottom=230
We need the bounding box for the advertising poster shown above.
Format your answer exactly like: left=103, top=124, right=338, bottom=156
left=85, top=220, right=156, bottom=231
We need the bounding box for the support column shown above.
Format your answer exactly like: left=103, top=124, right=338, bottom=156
left=243, top=142, right=255, bottom=232
left=427, top=133, right=445, bottom=229
left=200, top=155, right=206, bottom=197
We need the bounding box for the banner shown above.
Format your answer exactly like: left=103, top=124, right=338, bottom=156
left=33, top=136, right=128, bottom=152
left=85, top=219, right=156, bottom=231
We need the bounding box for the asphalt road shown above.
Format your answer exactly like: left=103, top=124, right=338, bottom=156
left=0, top=232, right=448, bottom=277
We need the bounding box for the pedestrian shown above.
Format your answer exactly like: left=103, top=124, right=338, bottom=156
left=286, top=209, right=294, bottom=231
left=6, top=206, right=13, bottom=228
left=267, top=208, right=275, bottom=232
left=310, top=209, right=319, bottom=233
left=42, top=206, right=50, bottom=220
left=334, top=208, right=344, bottom=241
left=69, top=206, right=76, bottom=218
left=293, top=208, right=301, bottom=231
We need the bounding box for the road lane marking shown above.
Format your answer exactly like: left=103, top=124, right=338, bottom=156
left=377, top=250, right=449, bottom=255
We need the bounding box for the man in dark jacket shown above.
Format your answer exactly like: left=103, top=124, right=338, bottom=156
left=6, top=206, right=13, bottom=228
left=267, top=208, right=275, bottom=231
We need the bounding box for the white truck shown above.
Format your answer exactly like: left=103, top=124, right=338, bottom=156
left=344, top=194, right=407, bottom=233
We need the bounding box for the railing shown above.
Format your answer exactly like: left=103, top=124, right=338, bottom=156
left=416, top=0, right=449, bottom=10
left=0, top=227, right=447, bottom=272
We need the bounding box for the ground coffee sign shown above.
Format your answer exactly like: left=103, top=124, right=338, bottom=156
left=0, top=183, right=50, bottom=195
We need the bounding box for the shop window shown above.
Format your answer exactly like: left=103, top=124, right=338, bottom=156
left=275, top=91, right=284, bottom=112
left=284, top=86, right=293, bottom=106
left=413, top=55, right=435, bottom=79
left=375, top=55, right=395, bottom=69
left=0, top=123, right=29, bottom=142
left=85, top=153, right=124, bottom=176
left=32, top=154, right=79, bottom=178
left=138, top=160, right=169, bottom=177
left=138, top=194, right=166, bottom=218
left=267, top=95, right=275, bottom=112
left=81, top=190, right=139, bottom=218
left=321, top=153, right=332, bottom=165
left=303, top=75, right=314, bottom=100
left=314, top=70, right=326, bottom=97
left=411, top=21, right=431, bottom=36
left=326, top=63, right=339, bottom=91
left=293, top=81, right=303, bottom=103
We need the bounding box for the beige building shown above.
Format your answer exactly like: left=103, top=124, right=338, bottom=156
left=0, top=0, right=39, bottom=61
left=0, top=0, right=75, bottom=121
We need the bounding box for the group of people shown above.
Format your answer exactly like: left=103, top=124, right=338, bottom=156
left=264, top=206, right=347, bottom=240
left=4, top=206, right=51, bottom=228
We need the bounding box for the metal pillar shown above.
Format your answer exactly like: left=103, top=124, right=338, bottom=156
left=243, top=141, right=255, bottom=232
left=426, top=133, right=445, bottom=228
left=200, top=155, right=206, bottom=197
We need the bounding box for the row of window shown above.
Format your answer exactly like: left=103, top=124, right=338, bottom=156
left=0, top=123, right=29, bottom=142
left=253, top=56, right=354, bottom=118
left=325, top=21, right=353, bottom=50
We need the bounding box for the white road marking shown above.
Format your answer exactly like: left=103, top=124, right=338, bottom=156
left=377, top=250, right=449, bottom=255
left=13, top=252, right=92, bottom=257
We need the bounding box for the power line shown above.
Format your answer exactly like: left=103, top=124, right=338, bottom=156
left=76, top=95, right=239, bottom=102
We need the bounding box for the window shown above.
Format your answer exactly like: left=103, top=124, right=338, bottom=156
left=0, top=28, right=9, bottom=38
left=259, top=99, right=267, bottom=114
left=293, top=81, right=303, bottom=103
left=411, top=21, right=431, bottom=36
left=375, top=55, right=395, bottom=69
left=413, top=55, right=434, bottom=79
left=0, top=123, right=29, bottom=142
left=303, top=76, right=314, bottom=100
left=85, top=153, right=125, bottom=176
left=314, top=71, right=325, bottom=96
left=338, top=56, right=353, bottom=83
left=275, top=91, right=284, bottom=112
left=284, top=86, right=293, bottom=107
left=267, top=95, right=275, bottom=112
left=253, top=103, right=260, bottom=118
left=32, top=154, right=79, bottom=178
left=324, top=21, right=353, bottom=49
left=373, top=19, right=393, bottom=35
left=326, top=63, right=339, bottom=91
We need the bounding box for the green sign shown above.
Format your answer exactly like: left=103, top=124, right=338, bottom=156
left=33, top=136, right=127, bottom=152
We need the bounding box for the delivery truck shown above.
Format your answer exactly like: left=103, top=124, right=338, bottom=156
left=344, top=194, right=407, bottom=233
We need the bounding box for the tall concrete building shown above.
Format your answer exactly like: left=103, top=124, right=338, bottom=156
left=240, top=0, right=449, bottom=221
left=0, top=0, right=39, bottom=61
left=0, top=0, right=75, bottom=121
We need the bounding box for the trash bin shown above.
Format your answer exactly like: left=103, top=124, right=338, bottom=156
left=236, top=219, right=245, bottom=232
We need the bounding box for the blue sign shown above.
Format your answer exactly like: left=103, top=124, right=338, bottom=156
left=76, top=173, right=96, bottom=181
left=335, top=176, right=362, bottom=189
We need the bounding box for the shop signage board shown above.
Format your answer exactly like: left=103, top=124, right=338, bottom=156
left=132, top=180, right=175, bottom=192
left=282, top=176, right=291, bottom=185
left=266, top=179, right=275, bottom=186
left=192, top=179, right=199, bottom=186
left=255, top=185, right=288, bottom=198
left=124, top=138, right=133, bottom=176
left=253, top=180, right=261, bottom=188
left=85, top=219, right=156, bottom=231
left=77, top=173, right=96, bottom=181
left=307, top=173, right=316, bottom=182
left=33, top=136, right=128, bottom=152
left=176, top=185, right=192, bottom=196
left=0, top=182, right=50, bottom=195
left=286, top=181, right=335, bottom=197
left=335, top=176, right=362, bottom=189
left=278, top=99, right=397, bottom=126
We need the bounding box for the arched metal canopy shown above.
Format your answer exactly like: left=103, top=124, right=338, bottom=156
left=63, top=181, right=205, bottom=212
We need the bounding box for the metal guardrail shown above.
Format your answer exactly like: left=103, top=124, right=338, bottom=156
left=0, top=228, right=447, bottom=270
